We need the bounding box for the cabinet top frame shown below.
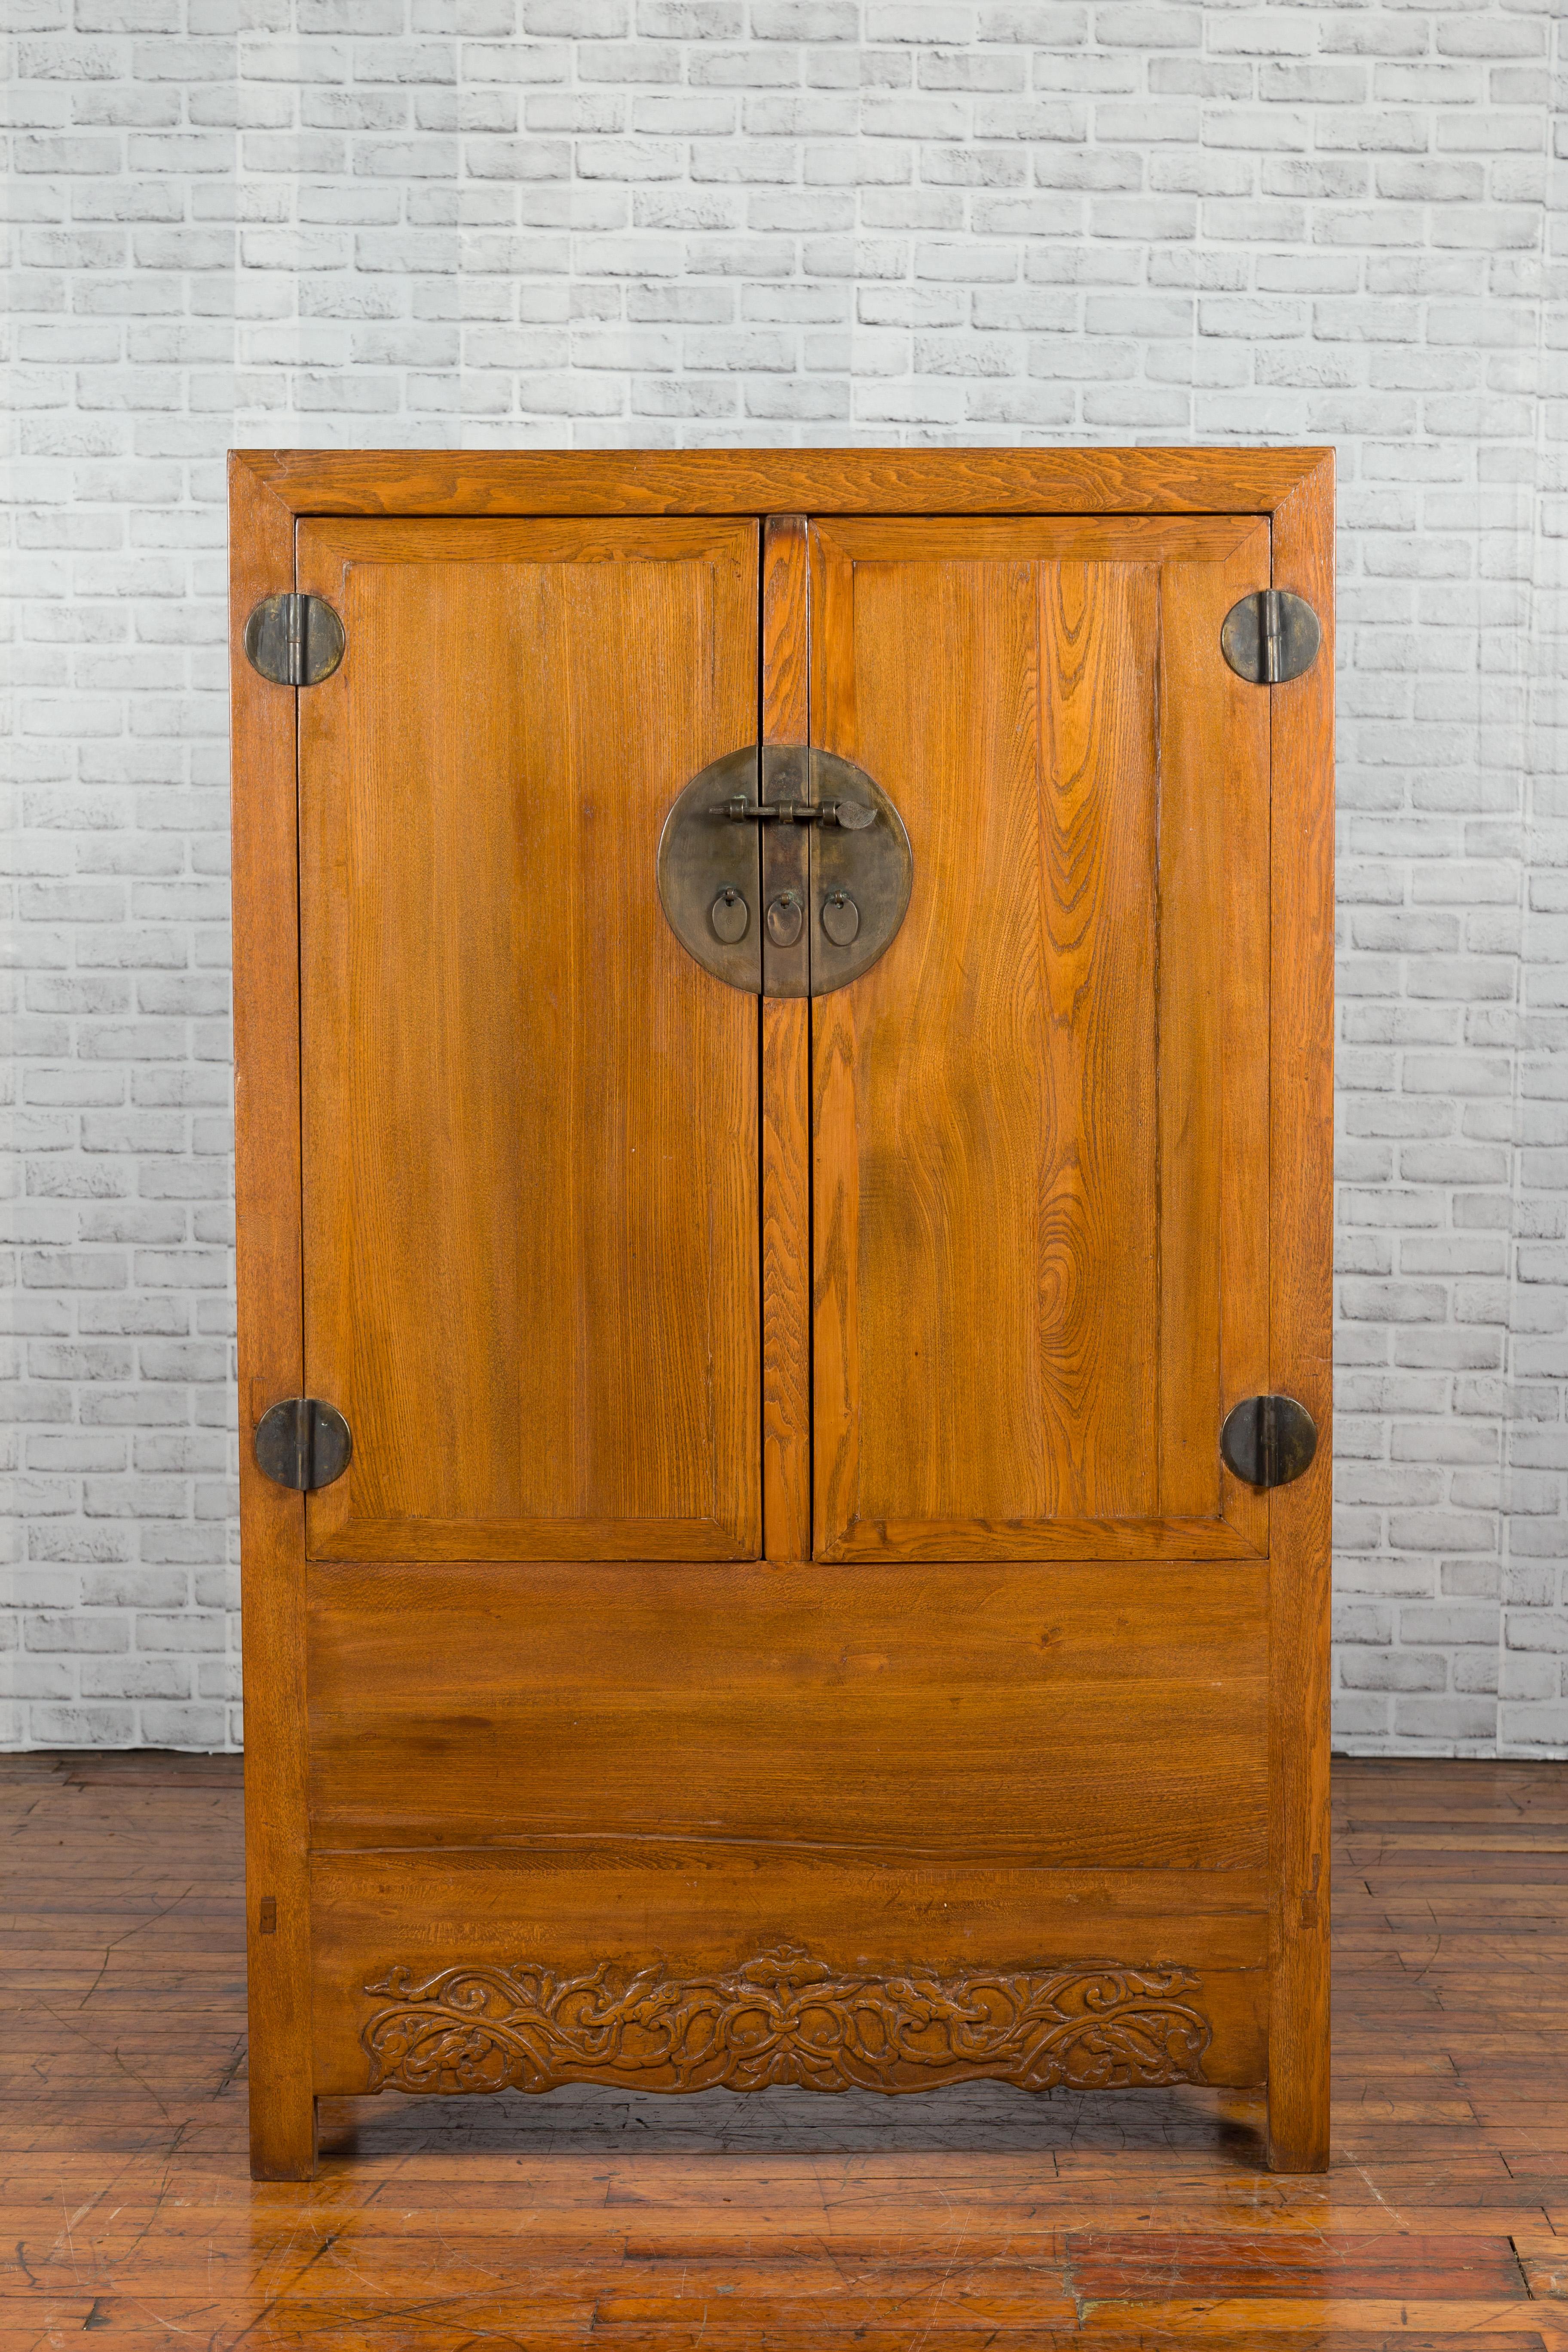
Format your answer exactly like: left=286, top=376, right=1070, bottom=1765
left=230, top=444, right=1333, bottom=522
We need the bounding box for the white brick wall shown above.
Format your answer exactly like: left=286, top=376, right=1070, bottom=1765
left=3, top=0, right=1565, bottom=1754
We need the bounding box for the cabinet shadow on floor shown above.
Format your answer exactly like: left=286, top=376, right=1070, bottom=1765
left=317, top=2079, right=1268, bottom=2165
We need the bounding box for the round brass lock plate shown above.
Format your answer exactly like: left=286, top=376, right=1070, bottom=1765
left=656, top=746, right=913, bottom=999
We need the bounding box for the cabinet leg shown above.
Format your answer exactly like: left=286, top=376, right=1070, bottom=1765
left=1265, top=2059, right=1329, bottom=2174
left=1265, top=1846, right=1331, bottom=2171
left=249, top=2087, right=318, bottom=2181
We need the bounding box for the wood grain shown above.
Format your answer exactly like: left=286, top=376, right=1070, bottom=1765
left=234, top=444, right=1332, bottom=521
left=760, top=517, right=812, bottom=1564
left=1038, top=557, right=1159, bottom=1516
left=310, top=1847, right=1270, bottom=1991
left=294, top=518, right=761, bottom=1562
left=228, top=453, right=315, bottom=2180
left=1265, top=460, right=1337, bottom=2174
left=304, top=1561, right=1268, bottom=1870
left=808, top=517, right=1272, bottom=1563
left=3, top=1753, right=1563, bottom=2349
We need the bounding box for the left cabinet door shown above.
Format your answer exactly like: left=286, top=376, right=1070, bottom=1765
left=294, top=519, right=762, bottom=1563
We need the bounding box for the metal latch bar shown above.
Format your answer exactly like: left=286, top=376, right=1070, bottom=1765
left=713, top=796, right=873, bottom=828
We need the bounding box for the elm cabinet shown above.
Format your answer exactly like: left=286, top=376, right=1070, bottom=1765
left=230, top=448, right=1334, bottom=2179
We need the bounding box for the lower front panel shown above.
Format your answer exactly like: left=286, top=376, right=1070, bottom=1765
left=312, top=1848, right=1268, bottom=2098
left=304, top=1561, right=1271, bottom=2102
left=306, top=1562, right=1268, bottom=1863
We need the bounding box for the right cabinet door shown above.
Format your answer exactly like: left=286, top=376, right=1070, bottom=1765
left=811, top=517, right=1274, bottom=1563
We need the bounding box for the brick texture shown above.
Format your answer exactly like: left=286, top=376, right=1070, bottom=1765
left=3, top=0, right=1565, bottom=1754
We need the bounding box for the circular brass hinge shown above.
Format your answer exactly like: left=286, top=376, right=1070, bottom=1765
left=1220, top=1394, right=1318, bottom=1489
left=1220, top=589, right=1320, bottom=686
left=254, top=1397, right=352, bottom=1491
left=243, top=593, right=346, bottom=687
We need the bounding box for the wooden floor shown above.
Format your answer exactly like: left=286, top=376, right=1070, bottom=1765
left=1, top=1756, right=1565, bottom=2350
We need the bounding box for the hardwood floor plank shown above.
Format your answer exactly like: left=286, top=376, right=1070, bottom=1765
left=1, top=1754, right=1565, bottom=2347
left=1063, top=2231, right=1530, bottom=2297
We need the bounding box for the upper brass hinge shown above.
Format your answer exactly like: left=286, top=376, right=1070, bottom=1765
left=1220, top=588, right=1321, bottom=685
left=243, top=592, right=345, bottom=687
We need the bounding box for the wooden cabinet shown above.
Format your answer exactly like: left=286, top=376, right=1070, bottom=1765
left=231, top=449, right=1334, bottom=2180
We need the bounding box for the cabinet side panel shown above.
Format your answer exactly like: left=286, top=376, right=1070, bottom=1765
left=230, top=458, right=315, bottom=2180
left=1266, top=462, right=1336, bottom=2175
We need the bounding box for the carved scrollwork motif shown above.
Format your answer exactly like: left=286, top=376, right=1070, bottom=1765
left=360, top=1944, right=1212, bottom=2098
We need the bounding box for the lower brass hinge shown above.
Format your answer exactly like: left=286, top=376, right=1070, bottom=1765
left=1220, top=1393, right=1318, bottom=1489
left=253, top=1397, right=352, bottom=1491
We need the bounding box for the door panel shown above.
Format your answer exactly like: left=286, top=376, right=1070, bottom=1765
left=296, top=519, right=760, bottom=1562
left=810, top=518, right=1271, bottom=1563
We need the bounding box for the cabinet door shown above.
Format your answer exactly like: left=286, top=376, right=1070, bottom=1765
left=810, top=518, right=1272, bottom=1563
left=296, top=519, right=760, bottom=1562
